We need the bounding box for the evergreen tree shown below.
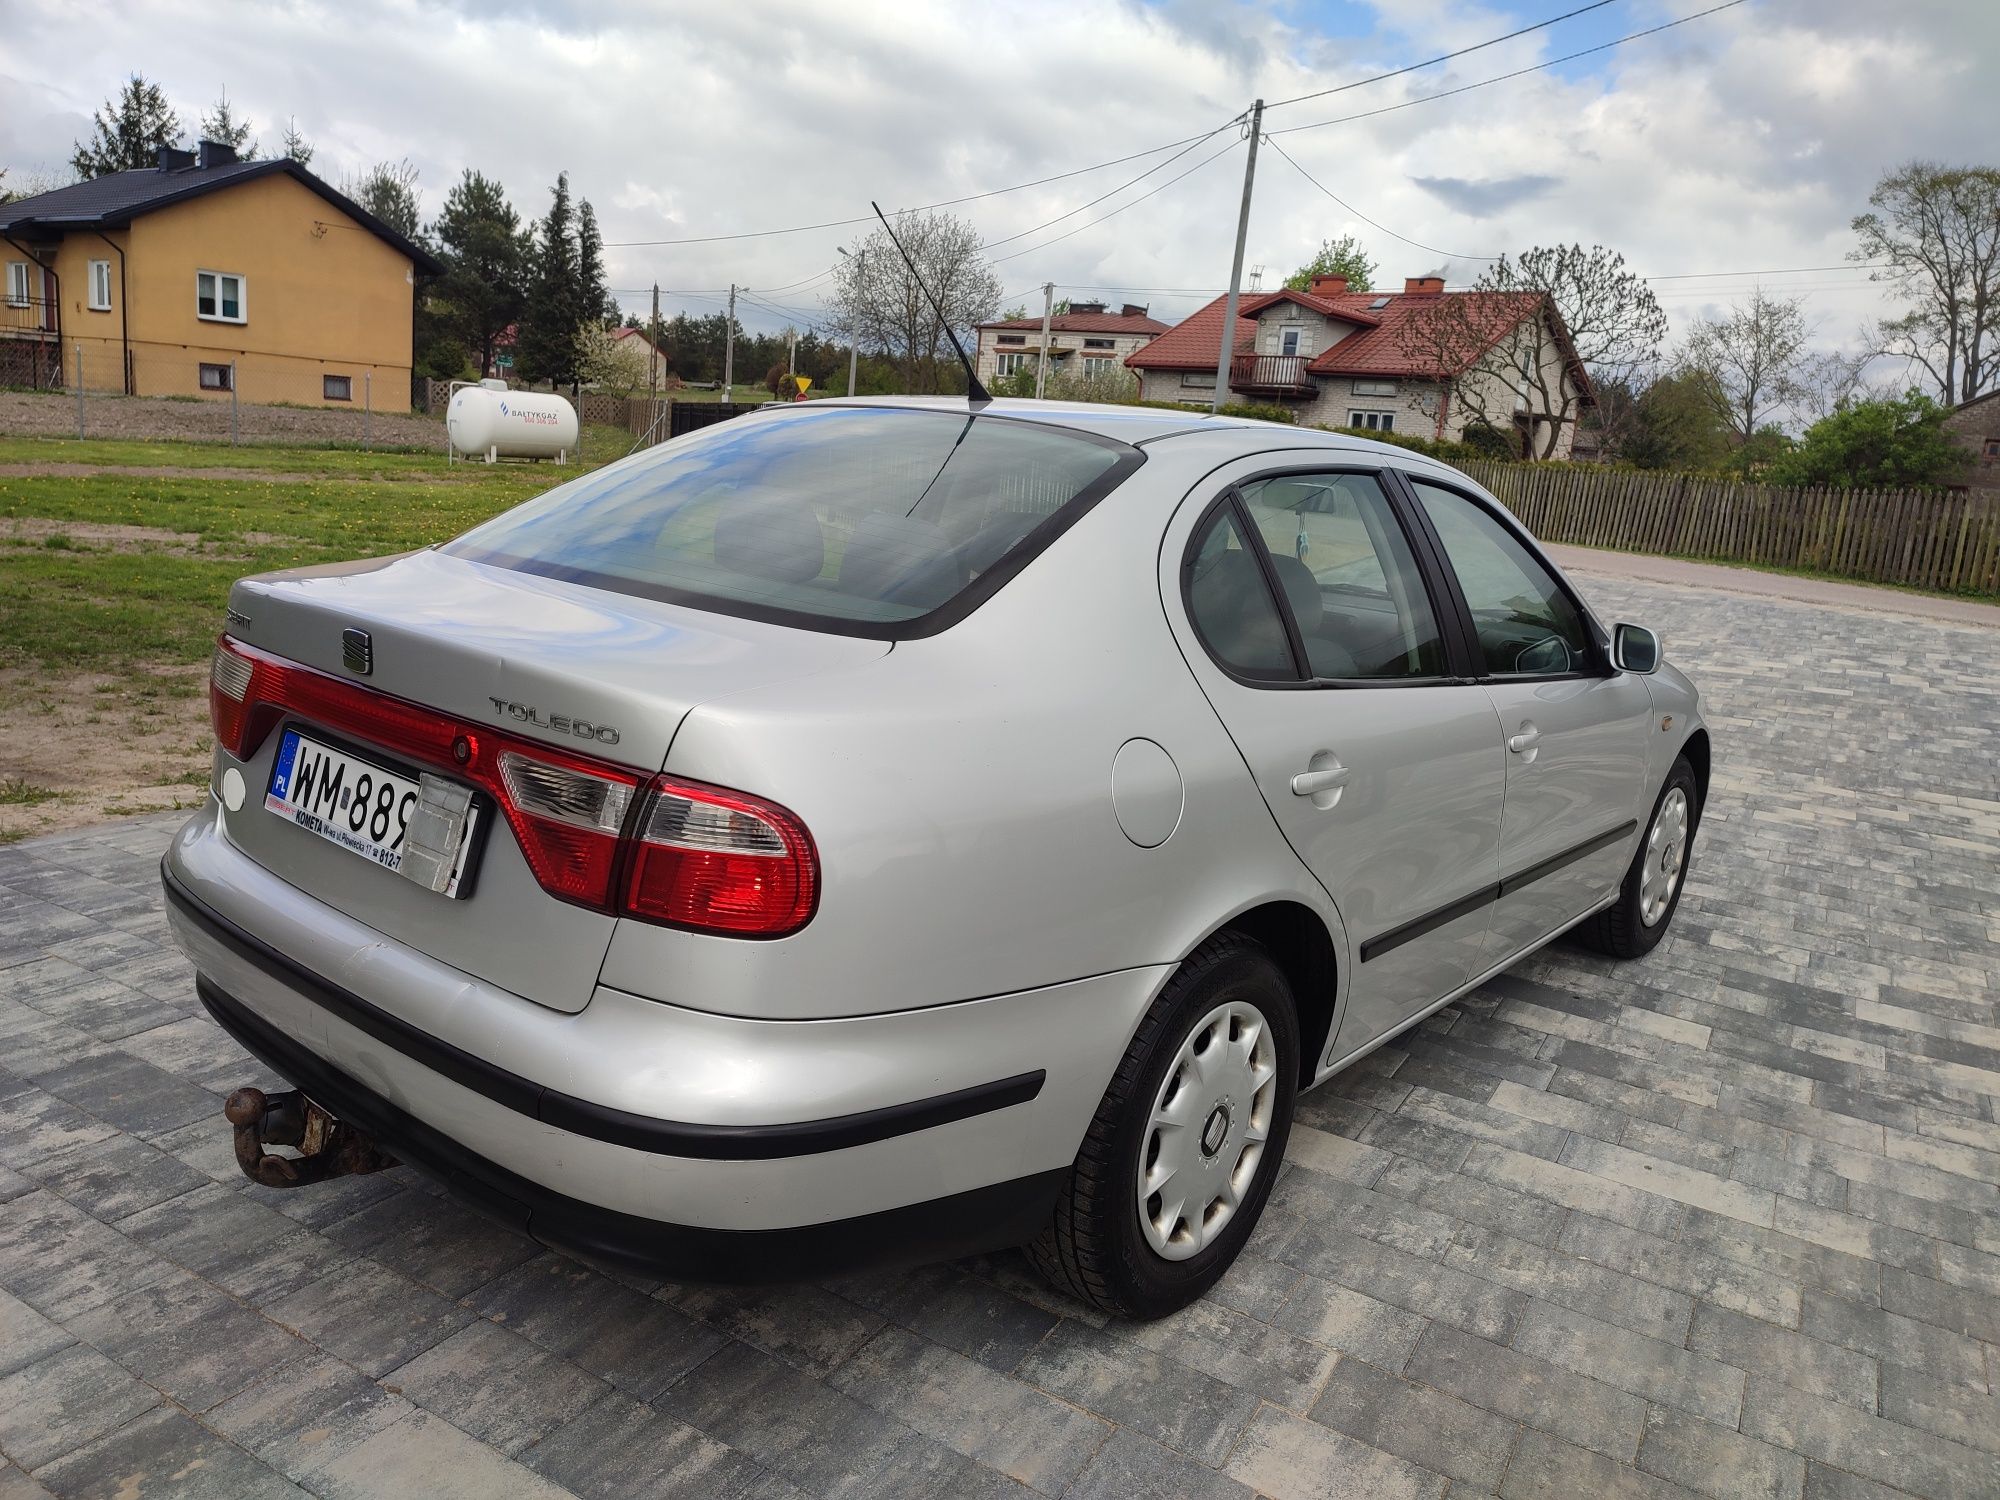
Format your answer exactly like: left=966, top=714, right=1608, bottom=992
left=576, top=199, right=609, bottom=332
left=432, top=169, right=528, bottom=378
left=199, top=93, right=257, bottom=158
left=71, top=75, right=183, bottom=178
left=279, top=117, right=314, bottom=167
left=516, top=173, right=581, bottom=388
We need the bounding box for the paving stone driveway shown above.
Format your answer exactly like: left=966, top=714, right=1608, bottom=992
left=2, top=571, right=1997, bottom=1500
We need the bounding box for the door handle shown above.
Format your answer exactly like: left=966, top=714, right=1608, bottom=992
left=1291, top=765, right=1351, bottom=797
left=1507, top=726, right=1541, bottom=754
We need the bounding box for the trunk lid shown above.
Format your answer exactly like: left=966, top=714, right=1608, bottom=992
left=219, top=548, right=888, bottom=1011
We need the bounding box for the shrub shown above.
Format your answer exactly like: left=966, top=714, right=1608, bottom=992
left=1766, top=392, right=1962, bottom=488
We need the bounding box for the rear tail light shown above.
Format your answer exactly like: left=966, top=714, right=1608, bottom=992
left=624, top=778, right=816, bottom=936
left=206, top=634, right=817, bottom=935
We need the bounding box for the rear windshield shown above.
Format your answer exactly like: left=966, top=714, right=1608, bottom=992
left=443, top=406, right=1141, bottom=637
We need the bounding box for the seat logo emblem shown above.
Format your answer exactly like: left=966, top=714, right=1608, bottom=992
left=341, top=628, right=373, bottom=676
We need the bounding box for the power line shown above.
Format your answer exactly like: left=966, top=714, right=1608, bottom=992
left=1267, top=0, right=1750, bottom=138
left=988, top=135, right=1244, bottom=267
left=1264, top=0, right=1621, bottom=111
left=1641, top=262, right=1891, bottom=281
left=601, top=125, right=1230, bottom=248
left=1262, top=134, right=1499, bottom=263
left=979, top=117, right=1242, bottom=252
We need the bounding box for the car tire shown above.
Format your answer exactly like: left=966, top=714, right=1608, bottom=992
left=1028, top=932, right=1298, bottom=1320
left=1578, top=754, right=1700, bottom=961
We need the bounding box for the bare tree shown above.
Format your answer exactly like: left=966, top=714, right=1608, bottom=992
left=1680, top=290, right=1813, bottom=453
left=1396, top=245, right=1667, bottom=459
left=1852, top=161, right=2000, bottom=405
left=828, top=212, right=1001, bottom=393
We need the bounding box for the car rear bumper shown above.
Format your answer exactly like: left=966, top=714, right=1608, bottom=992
left=161, top=802, right=1166, bottom=1277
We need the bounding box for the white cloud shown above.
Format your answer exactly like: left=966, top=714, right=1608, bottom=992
left=2, top=0, right=1992, bottom=360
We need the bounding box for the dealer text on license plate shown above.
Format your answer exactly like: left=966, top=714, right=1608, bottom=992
left=265, top=729, right=478, bottom=895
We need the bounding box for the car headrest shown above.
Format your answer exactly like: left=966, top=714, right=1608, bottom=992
left=1266, top=554, right=1323, bottom=637
left=713, top=501, right=825, bottom=585
left=839, top=511, right=965, bottom=609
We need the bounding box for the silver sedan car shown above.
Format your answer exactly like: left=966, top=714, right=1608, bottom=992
left=163, top=397, right=1707, bottom=1318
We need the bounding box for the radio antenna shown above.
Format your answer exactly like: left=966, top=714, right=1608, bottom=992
left=870, top=201, right=991, bottom=406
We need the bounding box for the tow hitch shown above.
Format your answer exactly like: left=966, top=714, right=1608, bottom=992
left=223, top=1087, right=396, bottom=1189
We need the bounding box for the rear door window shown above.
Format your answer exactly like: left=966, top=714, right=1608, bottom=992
left=445, top=407, right=1140, bottom=637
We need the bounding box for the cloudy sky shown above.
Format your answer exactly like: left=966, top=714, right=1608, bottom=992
left=4, top=0, right=1992, bottom=370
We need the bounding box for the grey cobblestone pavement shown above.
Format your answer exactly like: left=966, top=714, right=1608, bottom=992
left=2, top=570, right=1996, bottom=1499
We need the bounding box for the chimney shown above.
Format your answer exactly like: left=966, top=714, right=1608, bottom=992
left=1120, top=303, right=1149, bottom=319
left=1069, top=300, right=1106, bottom=315
left=196, top=139, right=239, bottom=170
left=156, top=145, right=197, bottom=173
left=1403, top=276, right=1446, bottom=296
left=1309, top=274, right=1349, bottom=297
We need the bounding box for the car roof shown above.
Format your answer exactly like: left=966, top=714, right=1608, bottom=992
left=798, top=395, right=1440, bottom=464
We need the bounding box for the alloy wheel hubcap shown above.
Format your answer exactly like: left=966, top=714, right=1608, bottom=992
left=1137, top=999, right=1278, bottom=1261
left=1640, top=786, right=1689, bottom=927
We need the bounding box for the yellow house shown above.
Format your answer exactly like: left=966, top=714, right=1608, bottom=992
left=0, top=140, right=438, bottom=409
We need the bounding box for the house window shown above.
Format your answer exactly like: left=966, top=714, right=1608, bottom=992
left=197, top=270, right=245, bottom=323
left=1083, top=338, right=1114, bottom=349
left=1082, top=356, right=1113, bottom=379
left=996, top=334, right=1025, bottom=346
left=4, top=262, right=28, bottom=308
left=994, top=353, right=1026, bottom=377
left=323, top=374, right=353, bottom=402
left=88, top=261, right=113, bottom=312
left=1353, top=379, right=1397, bottom=397
left=1348, top=410, right=1394, bottom=432
left=1180, top=371, right=1217, bottom=389
left=1279, top=326, right=1303, bottom=357
left=199, top=363, right=233, bottom=391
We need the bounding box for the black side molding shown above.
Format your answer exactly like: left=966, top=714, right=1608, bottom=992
left=1359, top=820, right=1638, bottom=964
left=162, top=863, right=1043, bottom=1161
left=195, top=975, right=1065, bottom=1284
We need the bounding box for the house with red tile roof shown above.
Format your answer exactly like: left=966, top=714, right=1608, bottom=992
left=975, top=301, right=1168, bottom=389
left=1126, top=274, right=1594, bottom=458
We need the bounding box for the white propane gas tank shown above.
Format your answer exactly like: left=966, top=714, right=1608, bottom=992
left=447, top=381, right=580, bottom=462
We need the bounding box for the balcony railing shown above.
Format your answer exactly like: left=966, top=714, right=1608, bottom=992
left=1, top=297, right=59, bottom=338
left=1229, top=353, right=1313, bottom=393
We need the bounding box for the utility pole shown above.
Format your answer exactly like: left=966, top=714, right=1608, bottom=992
left=838, top=245, right=863, bottom=396
left=647, top=282, right=660, bottom=414
left=1210, top=100, right=1263, bottom=414
left=787, top=327, right=797, bottom=376
left=1034, top=281, right=1055, bottom=400
left=723, top=283, right=737, bottom=397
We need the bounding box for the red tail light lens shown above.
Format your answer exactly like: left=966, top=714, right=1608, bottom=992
left=622, top=777, right=817, bottom=936
left=206, top=634, right=818, bottom=935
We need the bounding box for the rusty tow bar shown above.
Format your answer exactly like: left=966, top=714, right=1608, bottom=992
left=224, top=1087, right=397, bottom=1189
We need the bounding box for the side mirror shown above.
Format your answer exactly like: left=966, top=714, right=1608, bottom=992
left=1612, top=622, right=1661, bottom=674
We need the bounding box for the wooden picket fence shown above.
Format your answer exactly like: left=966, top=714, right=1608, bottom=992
left=1455, top=461, right=2000, bottom=598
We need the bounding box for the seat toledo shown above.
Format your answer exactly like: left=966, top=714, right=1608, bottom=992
left=164, top=397, right=1706, bottom=1317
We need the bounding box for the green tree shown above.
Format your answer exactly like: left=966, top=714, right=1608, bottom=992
left=1680, top=291, right=1813, bottom=468
left=431, top=170, right=528, bottom=379
left=1768, top=391, right=1964, bottom=488
left=279, top=117, right=314, bottom=167
left=199, top=93, right=257, bottom=158
left=1620, top=370, right=1734, bottom=471
left=345, top=159, right=421, bottom=239
left=1285, top=234, right=1376, bottom=293
left=1853, top=162, right=2000, bottom=404
left=516, top=173, right=582, bottom=388
left=70, top=75, right=182, bottom=178
left=576, top=198, right=609, bottom=330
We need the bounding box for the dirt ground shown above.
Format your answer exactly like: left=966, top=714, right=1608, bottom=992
left=0, top=461, right=318, bottom=482
left=0, top=389, right=447, bottom=449
left=0, top=664, right=212, bottom=841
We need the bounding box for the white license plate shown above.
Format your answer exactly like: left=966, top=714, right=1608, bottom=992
left=265, top=728, right=480, bottom=896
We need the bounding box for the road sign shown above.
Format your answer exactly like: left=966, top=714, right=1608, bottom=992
left=792, top=375, right=812, bottom=394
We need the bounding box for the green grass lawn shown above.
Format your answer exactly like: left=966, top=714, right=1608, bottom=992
left=0, top=434, right=628, bottom=680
